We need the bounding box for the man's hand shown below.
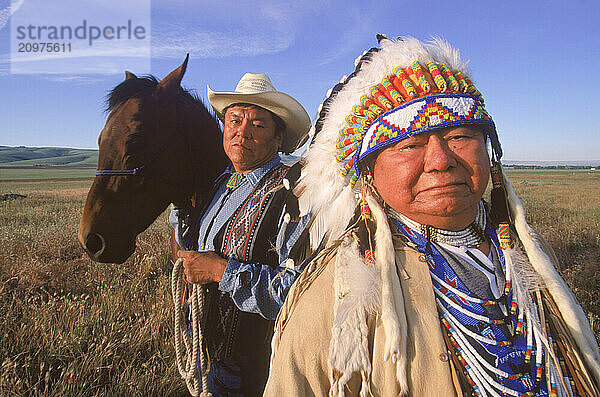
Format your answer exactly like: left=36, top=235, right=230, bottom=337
left=177, top=250, right=228, bottom=284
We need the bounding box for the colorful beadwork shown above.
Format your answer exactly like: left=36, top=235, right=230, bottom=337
left=354, top=95, right=494, bottom=173
left=345, top=114, right=370, bottom=126
left=335, top=142, right=361, bottom=162
left=453, top=69, right=469, bottom=93
left=391, top=214, right=563, bottom=396
left=410, top=61, right=431, bottom=93
left=393, top=67, right=417, bottom=98
left=464, top=76, right=482, bottom=97
left=369, top=86, right=393, bottom=110
left=364, top=249, right=375, bottom=264
left=498, top=223, right=511, bottom=249
left=335, top=134, right=364, bottom=149
left=380, top=77, right=403, bottom=104
left=352, top=104, right=371, bottom=119
left=360, top=95, right=384, bottom=116
left=426, top=61, right=446, bottom=92
left=226, top=172, right=244, bottom=189
left=438, top=63, right=460, bottom=91
left=360, top=199, right=371, bottom=220
left=339, top=126, right=367, bottom=136
left=340, top=156, right=355, bottom=178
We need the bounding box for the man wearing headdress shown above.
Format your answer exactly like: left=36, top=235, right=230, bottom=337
left=265, top=36, right=600, bottom=396
left=169, top=73, right=311, bottom=395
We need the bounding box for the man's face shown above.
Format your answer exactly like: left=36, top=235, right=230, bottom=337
left=222, top=105, right=282, bottom=174
left=372, top=126, right=490, bottom=230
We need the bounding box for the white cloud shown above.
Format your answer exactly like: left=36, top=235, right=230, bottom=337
left=41, top=74, right=104, bottom=83
left=314, top=5, right=375, bottom=67
left=0, top=0, right=25, bottom=31
left=150, top=1, right=308, bottom=59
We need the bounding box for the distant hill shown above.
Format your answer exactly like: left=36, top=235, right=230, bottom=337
left=1, top=145, right=599, bottom=169
left=503, top=159, right=600, bottom=167
left=0, top=146, right=98, bottom=167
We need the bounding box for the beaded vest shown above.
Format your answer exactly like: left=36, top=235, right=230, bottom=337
left=203, top=163, right=290, bottom=362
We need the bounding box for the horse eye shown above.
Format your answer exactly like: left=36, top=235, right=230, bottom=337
left=125, top=138, right=144, bottom=153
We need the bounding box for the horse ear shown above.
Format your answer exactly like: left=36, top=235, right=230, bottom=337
left=158, top=54, right=189, bottom=92
left=125, top=71, right=137, bottom=80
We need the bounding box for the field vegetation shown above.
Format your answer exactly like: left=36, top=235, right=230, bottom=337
left=0, top=169, right=599, bottom=395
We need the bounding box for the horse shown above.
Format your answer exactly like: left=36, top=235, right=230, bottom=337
left=78, top=56, right=228, bottom=264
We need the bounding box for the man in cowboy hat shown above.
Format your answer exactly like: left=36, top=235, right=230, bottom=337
left=265, top=36, right=600, bottom=396
left=169, top=72, right=311, bottom=395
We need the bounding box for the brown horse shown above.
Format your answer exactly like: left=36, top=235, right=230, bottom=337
left=79, top=56, right=228, bottom=264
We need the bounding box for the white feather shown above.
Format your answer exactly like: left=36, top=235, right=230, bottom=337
left=365, top=193, right=409, bottom=394
left=328, top=235, right=380, bottom=397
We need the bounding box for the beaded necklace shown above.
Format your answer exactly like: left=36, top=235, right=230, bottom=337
left=388, top=205, right=571, bottom=396
left=388, top=201, right=487, bottom=248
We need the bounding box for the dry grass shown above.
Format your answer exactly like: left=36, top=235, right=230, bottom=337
left=503, top=170, right=600, bottom=334
left=0, top=179, right=187, bottom=396
left=0, top=170, right=599, bottom=395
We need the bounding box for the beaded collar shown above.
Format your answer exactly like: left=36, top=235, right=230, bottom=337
left=387, top=201, right=487, bottom=248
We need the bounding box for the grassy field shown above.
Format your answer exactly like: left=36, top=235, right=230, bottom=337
left=0, top=145, right=97, bottom=182
left=0, top=178, right=186, bottom=396
left=0, top=170, right=599, bottom=395
left=0, top=168, right=95, bottom=181
left=504, top=170, right=600, bottom=326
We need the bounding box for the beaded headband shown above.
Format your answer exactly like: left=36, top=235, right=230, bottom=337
left=335, top=58, right=497, bottom=186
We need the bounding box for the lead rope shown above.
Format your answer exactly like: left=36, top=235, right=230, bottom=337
left=171, top=258, right=212, bottom=396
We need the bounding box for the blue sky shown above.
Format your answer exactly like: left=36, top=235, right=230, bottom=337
left=0, top=0, right=599, bottom=162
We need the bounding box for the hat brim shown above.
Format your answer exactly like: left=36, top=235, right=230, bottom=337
left=207, top=86, right=311, bottom=153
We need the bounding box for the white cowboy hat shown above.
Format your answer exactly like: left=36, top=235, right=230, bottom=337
left=207, top=73, right=311, bottom=153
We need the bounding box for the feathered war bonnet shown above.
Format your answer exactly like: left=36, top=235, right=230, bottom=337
left=297, top=35, right=504, bottom=248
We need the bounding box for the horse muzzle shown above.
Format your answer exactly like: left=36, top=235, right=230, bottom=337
left=78, top=227, right=135, bottom=264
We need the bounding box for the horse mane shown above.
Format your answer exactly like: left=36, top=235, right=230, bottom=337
left=105, top=75, right=220, bottom=126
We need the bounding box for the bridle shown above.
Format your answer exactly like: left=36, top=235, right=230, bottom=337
left=95, top=97, right=199, bottom=196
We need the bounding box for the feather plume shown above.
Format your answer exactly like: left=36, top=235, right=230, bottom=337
left=328, top=235, right=380, bottom=397
left=365, top=192, right=408, bottom=394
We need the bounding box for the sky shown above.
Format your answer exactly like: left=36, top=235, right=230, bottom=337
left=0, top=0, right=599, bottom=162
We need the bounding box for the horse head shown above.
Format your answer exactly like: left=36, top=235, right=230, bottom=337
left=79, top=56, right=227, bottom=263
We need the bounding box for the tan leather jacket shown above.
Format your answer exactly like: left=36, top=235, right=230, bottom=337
left=264, top=238, right=460, bottom=396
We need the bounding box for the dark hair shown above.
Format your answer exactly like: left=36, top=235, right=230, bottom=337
left=222, top=103, right=286, bottom=137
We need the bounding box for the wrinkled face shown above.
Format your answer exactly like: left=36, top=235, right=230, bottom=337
left=372, top=126, right=490, bottom=230
left=222, top=105, right=282, bottom=173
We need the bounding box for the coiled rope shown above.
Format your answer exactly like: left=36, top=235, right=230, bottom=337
left=171, top=258, right=212, bottom=396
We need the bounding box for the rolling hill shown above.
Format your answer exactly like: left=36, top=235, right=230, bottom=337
left=0, top=146, right=98, bottom=168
